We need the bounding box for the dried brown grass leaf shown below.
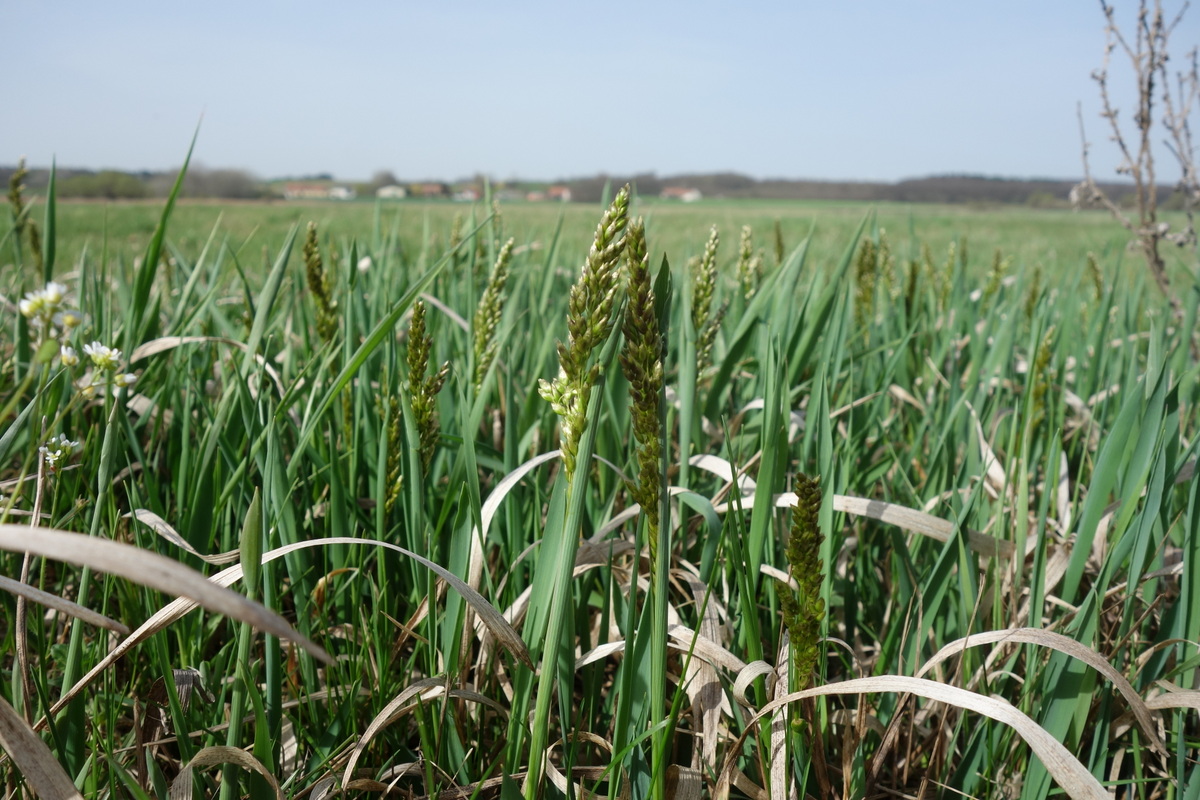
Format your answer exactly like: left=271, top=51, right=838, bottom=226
left=0, top=694, right=84, bottom=800
left=713, top=492, right=1013, bottom=559
left=126, top=509, right=240, bottom=565
left=343, top=677, right=446, bottom=786
left=916, top=627, right=1166, bottom=756
left=130, top=335, right=284, bottom=395
left=36, top=536, right=527, bottom=732
left=169, top=745, right=282, bottom=800
left=0, top=574, right=129, bottom=634
left=714, top=676, right=1108, bottom=800
left=0, top=524, right=329, bottom=664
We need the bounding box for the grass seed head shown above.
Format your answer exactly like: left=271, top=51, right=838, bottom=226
left=407, top=300, right=450, bottom=470
left=303, top=222, right=338, bottom=342
left=619, top=217, right=665, bottom=556
left=692, top=225, right=725, bottom=373
left=538, top=185, right=631, bottom=478
left=473, top=237, right=515, bottom=391
left=737, top=224, right=762, bottom=300
left=779, top=472, right=826, bottom=690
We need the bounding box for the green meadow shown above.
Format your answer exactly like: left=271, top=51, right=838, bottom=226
left=38, top=197, right=1168, bottom=285
left=1, top=179, right=1198, bottom=800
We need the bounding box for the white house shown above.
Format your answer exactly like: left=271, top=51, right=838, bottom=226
left=376, top=185, right=407, bottom=199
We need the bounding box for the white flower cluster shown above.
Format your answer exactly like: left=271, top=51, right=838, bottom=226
left=40, top=433, right=81, bottom=472
left=18, top=281, right=68, bottom=322
left=18, top=281, right=139, bottom=399
left=19, top=281, right=84, bottom=334
left=18, top=281, right=84, bottom=367
left=77, top=341, right=136, bottom=397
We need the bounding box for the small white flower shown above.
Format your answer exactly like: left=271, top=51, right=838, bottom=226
left=54, top=309, right=83, bottom=329
left=114, top=372, right=137, bottom=388
left=42, top=282, right=68, bottom=306
left=60, top=346, right=79, bottom=366
left=357, top=256, right=372, bottom=273
left=19, top=281, right=70, bottom=323
left=40, top=433, right=81, bottom=471
left=83, top=341, right=122, bottom=371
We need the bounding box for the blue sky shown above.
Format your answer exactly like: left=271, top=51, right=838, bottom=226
left=4, top=1, right=1196, bottom=182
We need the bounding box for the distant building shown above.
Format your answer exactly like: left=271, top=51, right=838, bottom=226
left=453, top=187, right=480, bottom=202
left=410, top=182, right=449, bottom=198
left=376, top=185, right=407, bottom=199
left=547, top=185, right=572, bottom=203
left=660, top=187, right=702, bottom=202
left=526, top=190, right=547, bottom=202
left=328, top=186, right=356, bottom=200
left=283, top=182, right=331, bottom=200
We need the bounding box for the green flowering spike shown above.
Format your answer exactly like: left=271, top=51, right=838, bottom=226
left=736, top=224, right=761, bottom=300
left=691, top=225, right=719, bottom=335
left=854, top=238, right=878, bottom=338
left=939, top=241, right=956, bottom=307
left=1086, top=251, right=1104, bottom=301
left=473, top=237, right=515, bottom=391
left=1025, top=264, right=1043, bottom=320
left=1030, top=325, right=1057, bottom=436
left=8, top=158, right=28, bottom=242
left=619, top=218, right=664, bottom=559
left=407, top=300, right=450, bottom=470
left=538, top=185, right=630, bottom=478
left=773, top=218, right=785, bottom=267
left=691, top=225, right=725, bottom=374
left=878, top=228, right=897, bottom=300
left=384, top=394, right=403, bottom=514
left=780, top=472, right=825, bottom=690
left=983, top=248, right=1010, bottom=309
left=303, top=222, right=338, bottom=342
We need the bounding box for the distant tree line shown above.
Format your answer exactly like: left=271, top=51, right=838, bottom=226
left=0, top=165, right=270, bottom=200
left=0, top=163, right=1184, bottom=208
left=562, top=171, right=1185, bottom=208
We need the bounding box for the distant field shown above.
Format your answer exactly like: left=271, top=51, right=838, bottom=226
left=14, top=196, right=1182, bottom=285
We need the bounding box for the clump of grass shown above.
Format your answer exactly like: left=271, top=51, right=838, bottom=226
left=303, top=221, right=338, bottom=342
left=472, top=236, right=515, bottom=391
left=528, top=185, right=630, bottom=797
left=406, top=300, right=449, bottom=470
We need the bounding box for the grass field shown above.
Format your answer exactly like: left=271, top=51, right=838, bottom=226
left=1, top=178, right=1199, bottom=800
left=27, top=196, right=1191, bottom=288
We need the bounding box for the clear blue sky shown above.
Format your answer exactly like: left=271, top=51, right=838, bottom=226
left=4, top=1, right=1196, bottom=183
